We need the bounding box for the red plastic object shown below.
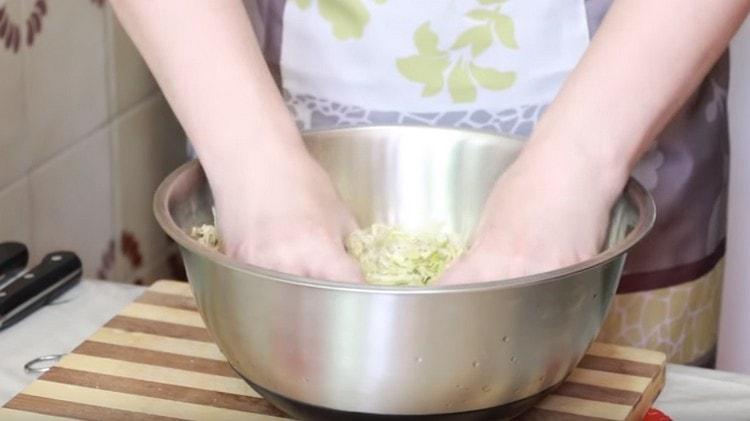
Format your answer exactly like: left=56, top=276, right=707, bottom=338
left=643, top=408, right=672, bottom=421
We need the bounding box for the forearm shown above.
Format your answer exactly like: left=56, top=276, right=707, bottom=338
left=110, top=0, right=304, bottom=182
left=528, top=0, right=749, bottom=188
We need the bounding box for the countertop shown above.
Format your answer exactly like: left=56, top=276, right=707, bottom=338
left=1, top=279, right=749, bottom=420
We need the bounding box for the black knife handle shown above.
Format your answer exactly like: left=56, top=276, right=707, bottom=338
left=0, top=242, right=29, bottom=284
left=0, top=251, right=82, bottom=330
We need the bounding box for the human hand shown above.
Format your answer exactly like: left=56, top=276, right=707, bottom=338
left=440, top=143, right=626, bottom=284
left=210, top=144, right=364, bottom=283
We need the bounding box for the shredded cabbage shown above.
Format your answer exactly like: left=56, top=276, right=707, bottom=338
left=190, top=222, right=464, bottom=286
left=190, top=224, right=220, bottom=249
left=346, top=224, right=464, bottom=286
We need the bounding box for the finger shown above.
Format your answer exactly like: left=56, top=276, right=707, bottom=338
left=320, top=261, right=365, bottom=284
left=249, top=252, right=301, bottom=276
left=232, top=242, right=312, bottom=277
left=308, top=250, right=366, bottom=283
left=439, top=258, right=478, bottom=285
left=440, top=249, right=516, bottom=284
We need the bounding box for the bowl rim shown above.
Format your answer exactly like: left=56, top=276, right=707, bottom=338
left=154, top=125, right=656, bottom=294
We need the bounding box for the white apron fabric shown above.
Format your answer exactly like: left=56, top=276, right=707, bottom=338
left=280, top=0, right=590, bottom=116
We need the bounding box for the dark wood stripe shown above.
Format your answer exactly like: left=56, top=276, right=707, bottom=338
left=105, top=316, right=213, bottom=343
left=73, top=341, right=238, bottom=378
left=578, top=355, right=661, bottom=378
left=519, top=408, right=608, bottom=420
left=136, top=291, right=199, bottom=312
left=40, top=367, right=289, bottom=418
left=5, top=394, right=182, bottom=421
left=555, top=382, right=640, bottom=406
left=619, top=239, right=724, bottom=293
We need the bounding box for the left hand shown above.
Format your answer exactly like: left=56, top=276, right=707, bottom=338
left=440, top=142, right=626, bottom=284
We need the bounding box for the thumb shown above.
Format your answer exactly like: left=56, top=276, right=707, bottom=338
left=438, top=259, right=473, bottom=285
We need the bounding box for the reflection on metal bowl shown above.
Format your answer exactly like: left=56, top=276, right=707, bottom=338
left=154, top=126, right=655, bottom=419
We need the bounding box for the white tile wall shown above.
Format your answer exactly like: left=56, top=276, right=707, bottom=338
left=111, top=95, right=186, bottom=280
left=0, top=0, right=188, bottom=283
left=23, top=0, right=108, bottom=167
left=0, top=0, right=29, bottom=189
left=0, top=177, right=32, bottom=246
left=29, top=126, right=113, bottom=277
left=105, top=6, right=157, bottom=117
left=129, top=243, right=182, bottom=285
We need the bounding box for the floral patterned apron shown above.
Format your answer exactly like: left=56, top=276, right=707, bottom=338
left=245, top=0, right=729, bottom=366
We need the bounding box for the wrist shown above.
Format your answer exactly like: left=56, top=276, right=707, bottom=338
left=199, top=131, right=321, bottom=199
left=516, top=132, right=630, bottom=205
left=528, top=100, right=646, bottom=189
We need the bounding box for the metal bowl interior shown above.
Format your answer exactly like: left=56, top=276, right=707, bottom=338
left=156, top=126, right=654, bottom=292
left=154, top=125, right=655, bottom=416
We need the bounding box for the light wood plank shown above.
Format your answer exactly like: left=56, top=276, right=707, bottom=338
left=150, top=280, right=194, bottom=298
left=0, top=408, right=77, bottom=421
left=626, top=366, right=666, bottom=421
left=566, top=368, right=652, bottom=393
left=56, top=353, right=260, bottom=398
left=119, top=303, right=205, bottom=328
left=89, top=327, right=225, bottom=361
left=588, top=343, right=667, bottom=366
left=21, top=381, right=284, bottom=421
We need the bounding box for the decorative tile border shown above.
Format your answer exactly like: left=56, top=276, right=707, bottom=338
left=0, top=1, right=27, bottom=53
left=121, top=230, right=143, bottom=269
left=0, top=0, right=104, bottom=53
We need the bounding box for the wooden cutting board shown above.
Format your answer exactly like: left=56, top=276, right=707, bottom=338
left=1, top=281, right=666, bottom=421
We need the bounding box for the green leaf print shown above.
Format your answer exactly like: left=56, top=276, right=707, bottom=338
left=292, top=0, right=387, bottom=40
left=469, top=64, right=515, bottom=90
left=466, top=8, right=498, bottom=22
left=414, top=22, right=443, bottom=55
left=451, top=25, right=493, bottom=57
left=318, top=0, right=370, bottom=40
left=293, top=0, right=312, bottom=9
left=491, top=14, right=518, bottom=49
left=397, top=23, right=451, bottom=97
left=396, top=2, right=517, bottom=103
left=396, top=55, right=451, bottom=97
left=448, top=60, right=477, bottom=103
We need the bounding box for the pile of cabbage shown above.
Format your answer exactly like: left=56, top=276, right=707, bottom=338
left=345, top=224, right=463, bottom=286
left=190, top=224, right=220, bottom=249
left=190, top=223, right=464, bottom=286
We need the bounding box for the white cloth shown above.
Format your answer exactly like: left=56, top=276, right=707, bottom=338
left=657, top=364, right=750, bottom=420
left=0, top=279, right=144, bottom=405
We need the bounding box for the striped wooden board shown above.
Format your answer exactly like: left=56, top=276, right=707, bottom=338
left=1, top=281, right=666, bottom=421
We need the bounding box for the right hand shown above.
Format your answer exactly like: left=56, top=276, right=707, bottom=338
left=209, top=145, right=365, bottom=284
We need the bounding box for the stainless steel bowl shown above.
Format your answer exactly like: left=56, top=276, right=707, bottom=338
left=154, top=126, right=655, bottom=419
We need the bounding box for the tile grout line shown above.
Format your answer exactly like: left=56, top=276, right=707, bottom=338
left=16, top=0, right=35, bottom=252
left=0, top=173, right=28, bottom=198
left=24, top=91, right=164, bottom=176
left=104, top=2, right=121, bottom=282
